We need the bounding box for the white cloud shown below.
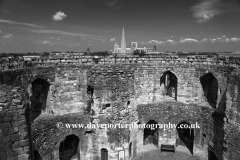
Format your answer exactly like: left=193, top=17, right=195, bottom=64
left=140, top=36, right=240, bottom=46
left=104, top=0, right=121, bottom=10
left=0, top=19, right=43, bottom=28
left=140, top=36, right=240, bottom=45
left=3, top=34, right=13, bottom=38
left=230, top=37, right=240, bottom=42
left=180, top=38, right=199, bottom=43
left=167, top=39, right=175, bottom=43
left=110, top=38, right=115, bottom=41
left=200, top=37, right=240, bottom=43
left=148, top=40, right=165, bottom=45
left=191, top=0, right=224, bottom=23
left=43, top=41, right=51, bottom=44
left=52, top=11, right=67, bottom=21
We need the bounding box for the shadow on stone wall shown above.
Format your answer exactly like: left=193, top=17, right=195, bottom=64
left=101, top=148, right=108, bottom=160
left=208, top=89, right=226, bottom=160
left=210, top=111, right=224, bottom=160
left=33, top=150, right=42, bottom=160
left=176, top=121, right=194, bottom=155
left=129, top=142, right=132, bottom=158
left=25, top=102, right=34, bottom=160
left=216, top=89, right=227, bottom=115
left=143, top=120, right=158, bottom=147
left=30, top=78, right=50, bottom=122
left=200, top=73, right=218, bottom=109
left=59, top=134, right=80, bottom=160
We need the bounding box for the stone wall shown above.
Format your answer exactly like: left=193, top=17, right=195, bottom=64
left=0, top=59, right=240, bottom=160
left=49, top=66, right=89, bottom=115
left=134, top=63, right=231, bottom=108
left=87, top=64, right=136, bottom=160
left=31, top=113, right=91, bottom=160
left=0, top=67, right=55, bottom=160
left=3, top=54, right=240, bottom=71
left=130, top=102, right=213, bottom=159
left=223, top=69, right=240, bottom=160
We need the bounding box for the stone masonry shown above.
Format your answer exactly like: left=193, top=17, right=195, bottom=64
left=0, top=55, right=239, bottom=160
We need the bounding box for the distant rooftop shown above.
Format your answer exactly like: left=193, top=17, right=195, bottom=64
left=217, top=50, right=240, bottom=57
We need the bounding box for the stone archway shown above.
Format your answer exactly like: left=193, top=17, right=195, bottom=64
left=143, top=120, right=158, bottom=147
left=160, top=71, right=178, bottom=101
left=176, top=121, right=194, bottom=154
left=28, top=78, right=50, bottom=160
left=30, top=78, right=50, bottom=122
left=200, top=73, right=218, bottom=108
left=59, top=134, right=80, bottom=160
left=101, top=148, right=108, bottom=160
left=33, top=150, right=42, bottom=160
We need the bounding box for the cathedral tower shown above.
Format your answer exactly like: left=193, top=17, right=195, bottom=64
left=121, top=25, right=126, bottom=53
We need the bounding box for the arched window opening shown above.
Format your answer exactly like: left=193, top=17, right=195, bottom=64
left=200, top=73, right=218, bottom=108
left=129, top=142, right=132, bottom=158
left=87, top=85, right=94, bottom=99
left=59, top=134, right=80, bottom=160
left=30, top=78, right=50, bottom=122
left=127, top=101, right=130, bottom=109
left=33, top=150, right=42, bottom=160
left=160, top=71, right=178, bottom=101
left=101, top=148, right=108, bottom=160
left=143, top=120, right=158, bottom=146
left=176, top=121, right=194, bottom=154
left=86, top=85, right=94, bottom=113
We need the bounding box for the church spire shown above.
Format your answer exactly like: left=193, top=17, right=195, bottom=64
left=121, top=24, right=126, bottom=53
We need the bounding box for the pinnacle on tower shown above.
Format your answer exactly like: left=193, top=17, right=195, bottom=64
left=121, top=24, right=126, bottom=53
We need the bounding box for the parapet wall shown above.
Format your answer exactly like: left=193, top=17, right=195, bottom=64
left=1, top=54, right=240, bottom=71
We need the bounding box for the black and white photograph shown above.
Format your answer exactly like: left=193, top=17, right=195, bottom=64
left=0, top=0, right=240, bottom=159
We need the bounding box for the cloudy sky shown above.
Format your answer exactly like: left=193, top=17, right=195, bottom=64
left=0, top=0, right=240, bottom=52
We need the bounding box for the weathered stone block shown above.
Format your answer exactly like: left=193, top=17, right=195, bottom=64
left=18, top=125, right=28, bottom=133
left=21, top=132, right=28, bottom=140
left=19, top=140, right=29, bottom=147
left=0, top=118, right=4, bottom=123
left=13, top=120, right=25, bottom=127
left=13, top=116, right=18, bottom=121
left=17, top=154, right=29, bottom=160
left=11, top=134, right=22, bottom=142
left=4, top=116, right=10, bottom=122
left=23, top=146, right=29, bottom=153
left=0, top=97, right=7, bottom=103
left=3, top=136, right=10, bottom=144
left=17, top=115, right=25, bottom=121
left=0, top=112, right=5, bottom=118
left=17, top=109, right=25, bottom=115
left=2, top=128, right=10, bottom=136
left=7, top=150, right=14, bottom=158
left=12, top=140, right=21, bottom=149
